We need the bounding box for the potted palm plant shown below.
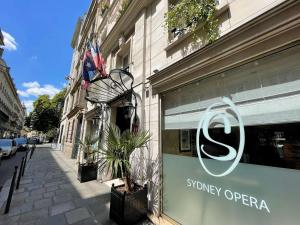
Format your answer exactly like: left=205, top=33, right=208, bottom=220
left=98, top=124, right=150, bottom=225
left=77, top=136, right=98, bottom=183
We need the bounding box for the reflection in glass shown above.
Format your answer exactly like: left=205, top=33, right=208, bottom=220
left=162, top=123, right=300, bottom=170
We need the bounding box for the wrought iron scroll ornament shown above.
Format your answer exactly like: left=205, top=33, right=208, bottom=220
left=85, top=68, right=134, bottom=105
left=85, top=68, right=139, bottom=132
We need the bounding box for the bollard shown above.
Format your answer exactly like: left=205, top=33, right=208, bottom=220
left=30, top=145, right=35, bottom=159
left=4, top=166, right=18, bottom=214
left=22, top=151, right=28, bottom=177
left=16, top=157, right=25, bottom=190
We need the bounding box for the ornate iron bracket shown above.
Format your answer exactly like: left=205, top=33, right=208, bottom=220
left=85, top=68, right=135, bottom=105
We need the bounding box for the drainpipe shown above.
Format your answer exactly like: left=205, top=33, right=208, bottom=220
left=140, top=7, right=148, bottom=185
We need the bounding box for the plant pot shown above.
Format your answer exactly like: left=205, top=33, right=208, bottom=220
left=110, top=183, right=148, bottom=225
left=77, top=163, right=98, bottom=183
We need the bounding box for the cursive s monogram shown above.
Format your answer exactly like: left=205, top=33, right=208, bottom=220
left=196, top=97, right=245, bottom=177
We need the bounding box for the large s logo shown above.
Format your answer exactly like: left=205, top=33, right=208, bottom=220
left=196, top=97, right=245, bottom=177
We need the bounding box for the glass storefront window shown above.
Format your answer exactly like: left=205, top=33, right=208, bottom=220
left=163, top=123, right=300, bottom=170
left=162, top=44, right=300, bottom=225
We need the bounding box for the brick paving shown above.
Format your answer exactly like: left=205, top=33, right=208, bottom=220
left=0, top=145, right=154, bottom=225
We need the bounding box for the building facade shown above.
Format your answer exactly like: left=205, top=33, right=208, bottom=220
left=60, top=0, right=300, bottom=224
left=0, top=28, right=26, bottom=138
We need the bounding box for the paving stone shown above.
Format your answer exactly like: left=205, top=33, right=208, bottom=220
left=26, top=184, right=43, bottom=191
left=0, top=215, right=19, bottom=225
left=87, top=201, right=109, bottom=218
left=8, top=208, right=22, bottom=217
left=20, top=179, right=33, bottom=185
left=45, top=180, right=67, bottom=188
left=37, top=214, right=67, bottom=225
left=0, top=221, right=19, bottom=225
left=50, top=201, right=76, bottom=216
left=65, top=207, right=91, bottom=224
left=8, top=202, right=33, bottom=216
left=53, top=194, right=72, bottom=204
left=72, top=217, right=101, bottom=225
left=12, top=192, right=29, bottom=201
left=25, top=193, right=44, bottom=203
left=10, top=198, right=25, bottom=207
left=15, top=188, right=25, bottom=193
left=19, top=208, right=49, bottom=223
left=31, top=188, right=46, bottom=195
left=22, top=219, right=41, bottom=225
left=34, top=198, right=52, bottom=209
left=55, top=189, right=72, bottom=196
left=43, top=191, right=55, bottom=198
left=46, top=186, right=58, bottom=192
left=59, top=184, right=74, bottom=190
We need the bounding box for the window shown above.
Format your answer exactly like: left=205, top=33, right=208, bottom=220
left=122, top=54, right=129, bottom=70
left=161, top=44, right=300, bottom=225
left=115, top=36, right=131, bottom=71
left=59, top=125, right=64, bottom=143
left=162, top=44, right=300, bottom=170
left=64, top=97, right=69, bottom=114
left=66, top=121, right=75, bottom=143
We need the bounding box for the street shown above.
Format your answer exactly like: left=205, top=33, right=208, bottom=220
left=0, top=151, right=27, bottom=191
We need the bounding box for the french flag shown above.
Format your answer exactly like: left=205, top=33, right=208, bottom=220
left=89, top=41, right=107, bottom=78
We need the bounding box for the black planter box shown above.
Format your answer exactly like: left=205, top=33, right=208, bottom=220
left=77, top=164, right=98, bottom=183
left=110, top=183, right=148, bottom=225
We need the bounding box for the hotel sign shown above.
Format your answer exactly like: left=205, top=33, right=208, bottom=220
left=196, top=97, right=245, bottom=177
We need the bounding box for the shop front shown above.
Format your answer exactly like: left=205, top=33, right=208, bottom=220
left=148, top=2, right=300, bottom=224
left=160, top=44, right=300, bottom=225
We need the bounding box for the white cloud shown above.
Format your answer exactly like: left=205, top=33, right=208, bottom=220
left=17, top=90, right=30, bottom=97
left=18, top=81, right=60, bottom=98
left=23, top=100, right=34, bottom=113
left=23, top=81, right=40, bottom=88
left=1, top=31, right=18, bottom=51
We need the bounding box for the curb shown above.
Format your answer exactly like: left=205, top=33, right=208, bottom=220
left=0, top=177, right=12, bottom=213
left=0, top=150, right=33, bottom=214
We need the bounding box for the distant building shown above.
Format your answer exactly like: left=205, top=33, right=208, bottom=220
left=0, top=28, right=26, bottom=138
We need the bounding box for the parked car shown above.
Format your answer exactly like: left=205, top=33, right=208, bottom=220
left=0, top=148, right=3, bottom=166
left=0, top=139, right=17, bottom=157
left=15, top=137, right=29, bottom=151
left=28, top=137, right=40, bottom=145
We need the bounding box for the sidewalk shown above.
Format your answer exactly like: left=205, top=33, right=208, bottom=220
left=0, top=145, right=154, bottom=225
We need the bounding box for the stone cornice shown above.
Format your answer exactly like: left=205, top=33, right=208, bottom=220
left=0, top=28, right=3, bottom=45
left=148, top=0, right=300, bottom=94
left=84, top=106, right=100, bottom=119
left=71, top=18, right=83, bottom=49
left=67, top=105, right=84, bottom=119
left=78, top=0, right=98, bottom=51
left=70, top=76, right=82, bottom=94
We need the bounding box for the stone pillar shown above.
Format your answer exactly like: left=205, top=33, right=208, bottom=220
left=77, top=114, right=88, bottom=164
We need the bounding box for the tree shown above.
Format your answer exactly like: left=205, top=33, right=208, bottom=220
left=51, top=88, right=66, bottom=116
left=31, top=95, right=53, bottom=133
left=24, top=112, right=32, bottom=127
left=30, top=88, right=66, bottom=133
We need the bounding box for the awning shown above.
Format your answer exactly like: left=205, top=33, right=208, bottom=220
left=85, top=68, right=135, bottom=105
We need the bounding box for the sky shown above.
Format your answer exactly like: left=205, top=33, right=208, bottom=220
left=0, top=0, right=91, bottom=113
